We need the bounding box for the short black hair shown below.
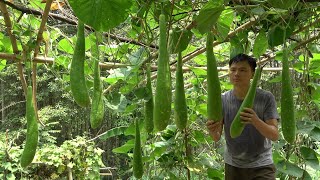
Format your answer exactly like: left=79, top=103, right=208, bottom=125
left=229, top=53, right=257, bottom=72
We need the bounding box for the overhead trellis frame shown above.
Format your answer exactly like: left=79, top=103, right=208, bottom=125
left=2, top=0, right=320, bottom=95
left=1, top=1, right=320, bottom=67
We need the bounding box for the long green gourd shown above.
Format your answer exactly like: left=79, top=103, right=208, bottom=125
left=174, top=52, right=188, bottom=130
left=144, top=63, right=154, bottom=133
left=70, top=20, right=90, bottom=107
left=230, top=66, right=262, bottom=138
left=206, top=32, right=223, bottom=122
left=21, top=86, right=39, bottom=168
left=281, top=48, right=296, bottom=143
left=90, top=33, right=105, bottom=129
left=133, top=119, right=143, bottom=178
left=153, top=14, right=172, bottom=131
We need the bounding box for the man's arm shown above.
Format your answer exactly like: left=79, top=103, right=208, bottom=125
left=253, top=118, right=279, bottom=141
left=240, top=108, right=279, bottom=141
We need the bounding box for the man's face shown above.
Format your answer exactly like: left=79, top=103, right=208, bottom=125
left=229, top=61, right=254, bottom=87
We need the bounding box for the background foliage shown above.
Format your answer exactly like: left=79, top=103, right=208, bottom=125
left=1, top=0, right=320, bottom=179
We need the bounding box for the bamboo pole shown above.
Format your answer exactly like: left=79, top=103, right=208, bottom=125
left=0, top=52, right=290, bottom=72
left=0, top=1, right=27, bottom=96
left=31, top=0, right=53, bottom=126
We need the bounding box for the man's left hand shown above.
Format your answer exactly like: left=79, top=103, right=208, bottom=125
left=240, top=108, right=259, bottom=124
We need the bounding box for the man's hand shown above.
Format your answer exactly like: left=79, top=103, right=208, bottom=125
left=206, top=120, right=223, bottom=142
left=240, top=108, right=259, bottom=124
left=240, top=108, right=279, bottom=141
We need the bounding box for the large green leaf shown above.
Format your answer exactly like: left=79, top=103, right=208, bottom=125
left=267, top=0, right=298, bottom=10
left=95, top=126, right=128, bottom=141
left=112, top=139, right=134, bottom=154
left=58, top=39, right=74, bottom=54
left=0, top=60, right=6, bottom=71
left=310, top=127, right=320, bottom=141
left=308, top=55, right=320, bottom=73
left=129, top=47, right=148, bottom=66
left=30, top=0, right=46, bottom=9
left=276, top=160, right=304, bottom=178
left=296, top=120, right=317, bottom=135
left=161, top=125, right=177, bottom=141
left=230, top=36, right=244, bottom=59
left=301, top=170, right=313, bottom=180
left=300, top=146, right=320, bottom=170
left=105, top=68, right=131, bottom=84
left=190, top=67, right=207, bottom=77
left=0, top=36, right=4, bottom=52
left=251, top=7, right=266, bottom=15
left=124, top=121, right=136, bottom=136
left=55, top=56, right=70, bottom=69
left=269, top=75, right=282, bottom=83
left=105, top=92, right=128, bottom=112
left=309, top=83, right=320, bottom=103
left=146, top=141, right=169, bottom=161
left=193, top=130, right=206, bottom=144
left=124, top=119, right=145, bottom=136
left=131, top=0, right=150, bottom=27
left=216, top=9, right=234, bottom=41
left=193, top=54, right=207, bottom=65
left=253, top=30, right=268, bottom=58
left=195, top=0, right=225, bottom=34
left=268, top=20, right=295, bottom=47
left=1, top=35, right=13, bottom=53
left=207, top=168, right=224, bottom=179
left=196, top=103, right=207, bottom=116
left=132, top=86, right=149, bottom=100
left=68, top=0, right=132, bottom=31
left=272, top=150, right=285, bottom=164
left=169, top=27, right=192, bottom=54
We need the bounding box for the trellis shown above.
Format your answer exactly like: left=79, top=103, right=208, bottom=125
left=1, top=0, right=320, bottom=124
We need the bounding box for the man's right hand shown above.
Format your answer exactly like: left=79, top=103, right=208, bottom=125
left=206, top=120, right=223, bottom=142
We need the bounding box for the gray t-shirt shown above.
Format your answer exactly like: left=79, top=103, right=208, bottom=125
left=222, top=88, right=279, bottom=168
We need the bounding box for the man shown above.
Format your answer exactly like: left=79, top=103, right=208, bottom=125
left=206, top=53, right=279, bottom=180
